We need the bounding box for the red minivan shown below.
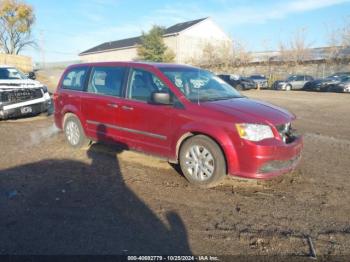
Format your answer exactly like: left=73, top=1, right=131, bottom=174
left=54, top=62, right=303, bottom=187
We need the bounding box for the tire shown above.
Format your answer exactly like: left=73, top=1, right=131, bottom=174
left=179, top=135, right=226, bottom=188
left=285, top=84, right=292, bottom=91
left=327, top=85, right=334, bottom=92
left=64, top=115, right=91, bottom=148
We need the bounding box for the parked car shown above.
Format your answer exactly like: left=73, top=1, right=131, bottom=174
left=303, top=73, right=350, bottom=92
left=273, top=75, right=314, bottom=91
left=0, top=65, right=51, bottom=120
left=217, top=74, right=256, bottom=90
left=54, top=62, right=303, bottom=188
left=249, top=74, right=268, bottom=89
left=326, top=76, right=350, bottom=93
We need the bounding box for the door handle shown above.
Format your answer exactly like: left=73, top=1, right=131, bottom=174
left=107, top=103, right=119, bottom=108
left=122, top=105, right=134, bottom=111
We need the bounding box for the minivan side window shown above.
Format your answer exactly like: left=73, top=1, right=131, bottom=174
left=62, top=67, right=88, bottom=91
left=87, top=66, right=126, bottom=97
left=128, top=68, right=170, bottom=102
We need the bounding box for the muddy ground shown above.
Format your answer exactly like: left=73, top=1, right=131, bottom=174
left=0, top=90, right=349, bottom=260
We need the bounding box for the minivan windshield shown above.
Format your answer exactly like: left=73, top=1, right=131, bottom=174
left=0, top=67, right=27, bottom=80
left=160, top=67, right=243, bottom=102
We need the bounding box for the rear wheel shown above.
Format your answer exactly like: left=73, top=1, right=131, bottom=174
left=64, top=115, right=90, bottom=148
left=179, top=135, right=226, bottom=188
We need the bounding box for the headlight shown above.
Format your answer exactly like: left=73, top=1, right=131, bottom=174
left=236, top=123, right=274, bottom=142
left=41, top=86, right=48, bottom=93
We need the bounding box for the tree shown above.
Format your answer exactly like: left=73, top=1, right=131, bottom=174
left=137, top=25, right=175, bottom=62
left=278, top=28, right=311, bottom=73
left=231, top=39, right=251, bottom=67
left=190, top=38, right=250, bottom=71
left=340, top=17, right=350, bottom=47
left=289, top=28, right=312, bottom=64
left=0, top=0, right=35, bottom=54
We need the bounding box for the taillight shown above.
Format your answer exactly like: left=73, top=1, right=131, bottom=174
left=53, top=92, right=59, bottom=101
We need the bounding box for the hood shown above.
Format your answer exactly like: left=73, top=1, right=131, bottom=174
left=202, top=98, right=295, bottom=126
left=241, top=78, right=255, bottom=84
left=0, top=79, right=44, bottom=89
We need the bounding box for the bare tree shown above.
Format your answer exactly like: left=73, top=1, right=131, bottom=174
left=340, top=17, right=350, bottom=47
left=0, top=0, right=36, bottom=54
left=231, top=39, right=251, bottom=68
left=278, top=28, right=311, bottom=73
left=289, top=28, right=312, bottom=65
left=324, top=23, right=343, bottom=75
left=190, top=38, right=250, bottom=72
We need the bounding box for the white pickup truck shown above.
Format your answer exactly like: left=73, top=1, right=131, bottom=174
left=0, top=65, right=52, bottom=120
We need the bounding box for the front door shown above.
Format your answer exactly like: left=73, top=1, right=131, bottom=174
left=116, top=67, right=177, bottom=157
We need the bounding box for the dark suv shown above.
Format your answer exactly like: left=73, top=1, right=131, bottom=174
left=217, top=74, right=256, bottom=90
left=54, top=62, right=303, bottom=188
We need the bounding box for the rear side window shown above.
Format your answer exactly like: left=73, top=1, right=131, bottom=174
left=62, top=67, right=88, bottom=91
left=87, top=66, right=126, bottom=97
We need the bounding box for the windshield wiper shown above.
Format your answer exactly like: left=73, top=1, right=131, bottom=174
left=204, top=96, right=243, bottom=101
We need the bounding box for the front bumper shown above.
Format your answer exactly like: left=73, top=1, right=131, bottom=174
left=275, top=83, right=286, bottom=90
left=229, top=136, right=303, bottom=179
left=256, top=82, right=268, bottom=88
left=0, top=99, right=51, bottom=120
left=244, top=84, right=256, bottom=90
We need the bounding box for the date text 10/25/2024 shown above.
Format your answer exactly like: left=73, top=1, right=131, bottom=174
left=127, top=256, right=219, bottom=261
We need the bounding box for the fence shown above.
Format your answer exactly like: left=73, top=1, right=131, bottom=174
left=0, top=54, right=33, bottom=72
left=204, top=60, right=350, bottom=81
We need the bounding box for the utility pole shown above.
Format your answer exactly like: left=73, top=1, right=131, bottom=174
left=40, top=30, right=46, bottom=69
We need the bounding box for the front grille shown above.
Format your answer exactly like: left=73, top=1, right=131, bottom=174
left=276, top=123, right=297, bottom=144
left=0, top=88, right=43, bottom=103
left=259, top=154, right=301, bottom=173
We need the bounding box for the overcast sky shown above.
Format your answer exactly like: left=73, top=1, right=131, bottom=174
left=23, top=0, right=350, bottom=62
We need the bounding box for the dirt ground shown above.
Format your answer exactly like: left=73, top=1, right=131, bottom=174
left=0, top=90, right=349, bottom=260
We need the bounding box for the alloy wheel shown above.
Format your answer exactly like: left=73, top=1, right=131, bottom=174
left=184, top=145, right=215, bottom=181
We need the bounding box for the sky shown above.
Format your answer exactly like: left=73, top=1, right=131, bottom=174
left=22, top=0, right=350, bottom=63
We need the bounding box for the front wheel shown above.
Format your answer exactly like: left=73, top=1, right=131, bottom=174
left=285, top=84, right=292, bottom=91
left=179, top=135, right=226, bottom=188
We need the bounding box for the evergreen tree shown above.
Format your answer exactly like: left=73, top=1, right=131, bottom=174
left=137, top=26, right=175, bottom=62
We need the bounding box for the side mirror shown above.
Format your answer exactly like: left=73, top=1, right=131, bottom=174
left=28, top=71, right=36, bottom=80
left=151, top=92, right=172, bottom=105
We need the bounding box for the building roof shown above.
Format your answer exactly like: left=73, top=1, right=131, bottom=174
left=163, top=17, right=207, bottom=35
left=80, top=17, right=208, bottom=56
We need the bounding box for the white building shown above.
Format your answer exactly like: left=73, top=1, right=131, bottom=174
left=79, top=17, right=232, bottom=64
